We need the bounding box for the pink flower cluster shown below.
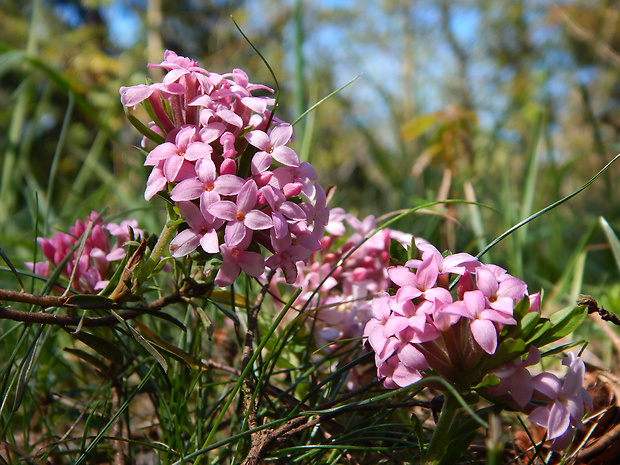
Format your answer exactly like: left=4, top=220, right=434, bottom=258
left=287, top=210, right=412, bottom=351
left=26, top=212, right=142, bottom=294
left=364, top=237, right=529, bottom=389
left=120, top=51, right=328, bottom=287
left=488, top=348, right=593, bottom=451
left=363, top=237, right=592, bottom=450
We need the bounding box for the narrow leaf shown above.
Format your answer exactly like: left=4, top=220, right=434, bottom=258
left=535, top=305, right=588, bottom=347
left=63, top=347, right=109, bottom=372
left=600, top=216, right=620, bottom=274
left=133, top=320, right=202, bottom=370
left=0, top=246, right=24, bottom=291
left=13, top=329, right=42, bottom=411
left=69, top=330, right=124, bottom=364
left=478, top=153, right=620, bottom=259
left=193, top=305, right=214, bottom=340
left=110, top=310, right=167, bottom=372
left=209, top=289, right=249, bottom=308
left=125, top=111, right=166, bottom=144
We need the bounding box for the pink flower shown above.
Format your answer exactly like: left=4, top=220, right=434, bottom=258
left=528, top=353, right=592, bottom=450
left=487, top=346, right=541, bottom=408
left=106, top=220, right=144, bottom=261
left=476, top=264, right=528, bottom=314
left=439, top=290, right=516, bottom=354
left=265, top=232, right=309, bottom=283
left=144, top=125, right=206, bottom=182
left=388, top=257, right=443, bottom=303
left=208, top=179, right=273, bottom=246
left=262, top=185, right=307, bottom=240
left=169, top=201, right=223, bottom=256
left=170, top=158, right=244, bottom=213
left=26, top=213, right=142, bottom=294
left=215, top=234, right=265, bottom=287
left=122, top=51, right=330, bottom=288
left=245, top=124, right=300, bottom=168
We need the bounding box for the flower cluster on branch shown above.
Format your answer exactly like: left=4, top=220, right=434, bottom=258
left=120, top=51, right=329, bottom=287
left=362, top=237, right=592, bottom=449
left=26, top=212, right=142, bottom=294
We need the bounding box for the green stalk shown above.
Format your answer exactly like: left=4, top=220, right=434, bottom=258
left=423, top=392, right=460, bottom=465
left=192, top=287, right=302, bottom=465
left=136, top=217, right=178, bottom=283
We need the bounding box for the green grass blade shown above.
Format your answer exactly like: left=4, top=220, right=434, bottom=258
left=73, top=364, right=157, bottom=465
left=477, top=153, right=620, bottom=259
left=600, top=216, right=620, bottom=274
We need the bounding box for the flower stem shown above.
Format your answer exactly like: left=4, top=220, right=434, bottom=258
left=137, top=219, right=178, bottom=282
left=423, top=391, right=460, bottom=465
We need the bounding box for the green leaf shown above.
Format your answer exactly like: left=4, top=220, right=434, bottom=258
left=13, top=333, right=40, bottom=412
left=209, top=289, right=249, bottom=309
left=540, top=340, right=586, bottom=358
left=519, top=312, right=540, bottom=340
left=480, top=338, right=526, bottom=373
left=473, top=373, right=501, bottom=390
left=440, top=428, right=479, bottom=465
left=389, top=238, right=408, bottom=266
left=525, top=320, right=552, bottom=345
left=513, top=296, right=531, bottom=323
left=401, top=113, right=439, bottom=140
left=133, top=308, right=187, bottom=331
left=0, top=245, right=25, bottom=291
left=600, top=216, right=620, bottom=274
left=63, top=347, right=109, bottom=372
left=70, top=331, right=124, bottom=365
left=65, top=294, right=117, bottom=310
left=133, top=320, right=202, bottom=370
left=111, top=310, right=168, bottom=372
left=534, top=305, right=588, bottom=347
left=125, top=111, right=166, bottom=144
left=410, top=412, right=426, bottom=456
left=193, top=305, right=214, bottom=340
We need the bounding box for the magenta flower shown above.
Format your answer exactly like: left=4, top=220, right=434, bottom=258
left=26, top=213, right=143, bottom=294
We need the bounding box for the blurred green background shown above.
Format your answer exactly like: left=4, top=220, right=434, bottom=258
left=2, top=0, right=620, bottom=303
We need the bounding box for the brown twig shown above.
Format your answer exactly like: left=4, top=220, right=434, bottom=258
left=0, top=306, right=142, bottom=327
left=0, top=278, right=213, bottom=328
left=241, top=269, right=277, bottom=465
left=578, top=295, right=620, bottom=325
